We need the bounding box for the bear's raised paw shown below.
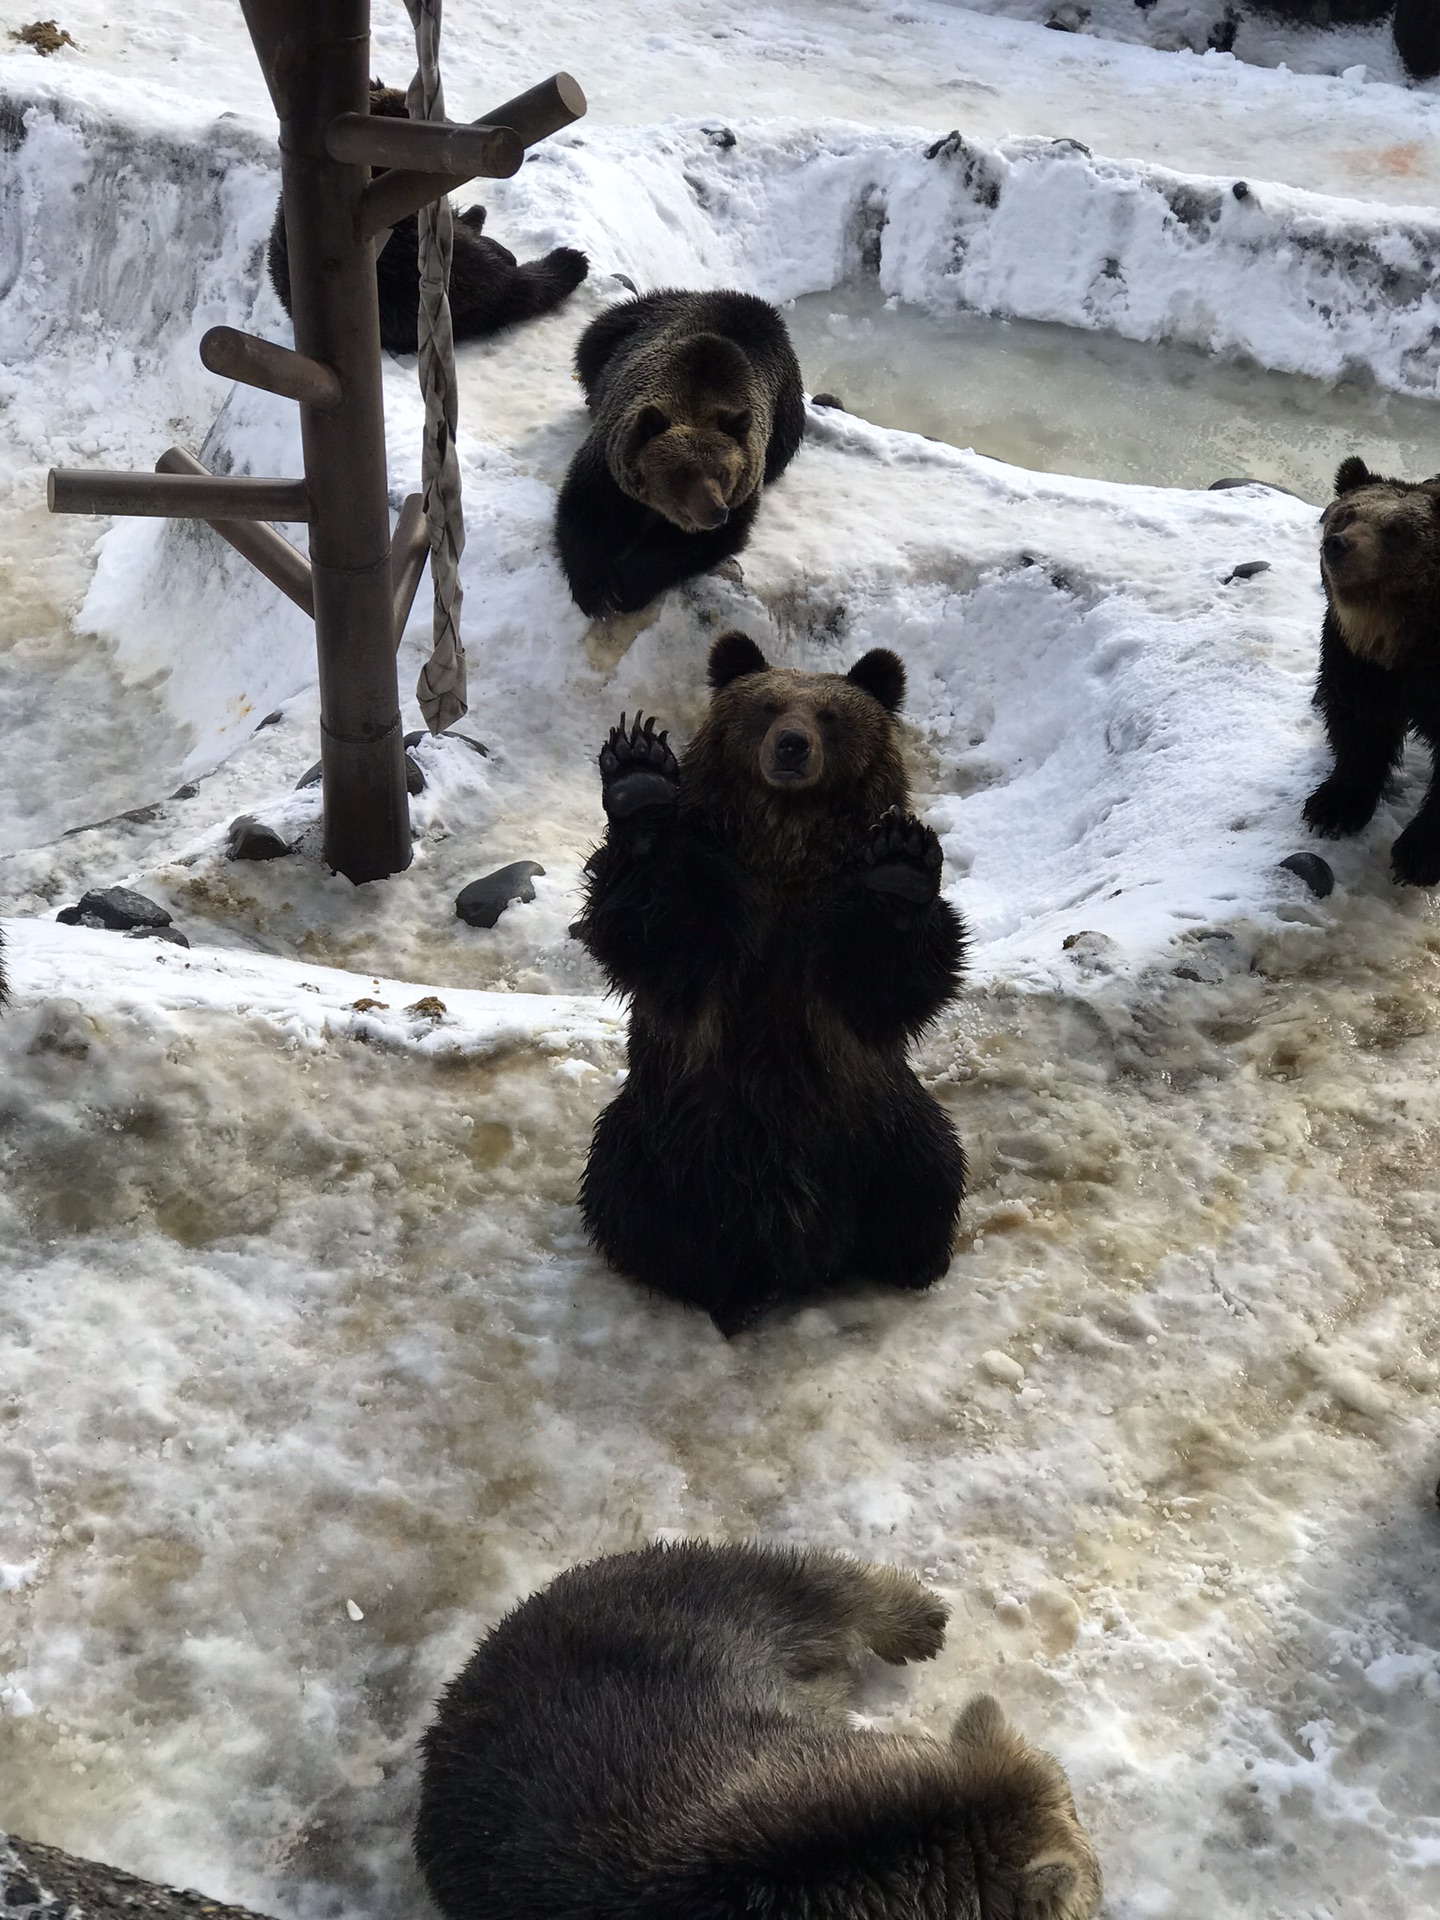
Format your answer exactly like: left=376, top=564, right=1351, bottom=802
left=599, top=712, right=680, bottom=821
left=859, top=811, right=943, bottom=906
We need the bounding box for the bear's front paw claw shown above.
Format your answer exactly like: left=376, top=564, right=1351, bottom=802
left=1391, top=822, right=1440, bottom=888
left=860, top=810, right=943, bottom=905
left=1303, top=778, right=1379, bottom=839
left=599, top=710, right=681, bottom=821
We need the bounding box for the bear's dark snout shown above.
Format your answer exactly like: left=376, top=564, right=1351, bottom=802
left=1322, top=532, right=1350, bottom=563
left=773, top=730, right=811, bottom=770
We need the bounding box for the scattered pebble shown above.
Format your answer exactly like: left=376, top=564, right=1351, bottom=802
left=405, top=996, right=447, bottom=1020
left=810, top=392, right=846, bottom=410
left=979, top=1350, right=1025, bottom=1385
left=456, top=861, right=546, bottom=929
left=1280, top=850, right=1335, bottom=898
left=345, top=1599, right=364, bottom=1622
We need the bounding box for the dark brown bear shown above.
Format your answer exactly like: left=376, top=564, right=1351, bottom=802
left=556, top=290, right=805, bottom=617
left=574, top=631, right=966, bottom=1334
left=414, top=1540, right=1104, bottom=1920
left=1304, top=455, right=1440, bottom=885
left=266, top=86, right=588, bottom=357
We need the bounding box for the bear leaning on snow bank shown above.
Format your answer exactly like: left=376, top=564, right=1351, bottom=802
left=414, top=1540, right=1104, bottom=1920
left=573, top=631, right=966, bottom=1334
left=1304, top=456, right=1440, bottom=886
left=267, top=85, right=588, bottom=357
left=555, top=290, right=806, bottom=617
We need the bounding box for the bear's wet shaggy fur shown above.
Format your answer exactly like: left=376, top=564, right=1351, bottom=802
left=413, top=1540, right=1104, bottom=1920
left=266, top=86, right=588, bottom=357
left=1394, top=0, right=1440, bottom=80
left=555, top=290, right=805, bottom=617
left=574, top=631, right=966, bottom=1334
left=1304, top=455, right=1440, bottom=885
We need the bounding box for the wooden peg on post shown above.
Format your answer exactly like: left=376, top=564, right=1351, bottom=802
left=200, top=326, right=343, bottom=411
left=156, top=446, right=315, bottom=618
left=356, top=72, right=586, bottom=238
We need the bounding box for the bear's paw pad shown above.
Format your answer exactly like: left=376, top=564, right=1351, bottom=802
left=860, top=811, right=943, bottom=904
left=599, top=711, right=680, bottom=820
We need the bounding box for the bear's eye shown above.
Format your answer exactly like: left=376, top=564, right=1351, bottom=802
left=762, top=701, right=784, bottom=718
left=816, top=708, right=836, bottom=725
left=1384, top=520, right=1416, bottom=544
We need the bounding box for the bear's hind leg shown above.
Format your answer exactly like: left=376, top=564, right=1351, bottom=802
left=705, top=1547, right=949, bottom=1689
left=852, top=1083, right=964, bottom=1293
left=580, top=1092, right=785, bottom=1330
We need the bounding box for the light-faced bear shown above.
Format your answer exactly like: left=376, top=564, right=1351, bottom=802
left=414, top=1540, right=1104, bottom=1920
left=573, top=631, right=966, bottom=1335
left=555, top=290, right=806, bottom=618
left=267, top=85, right=588, bottom=357
left=1304, top=456, right=1440, bottom=885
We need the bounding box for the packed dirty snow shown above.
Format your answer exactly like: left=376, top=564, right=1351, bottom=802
left=0, top=3, right=1437, bottom=1920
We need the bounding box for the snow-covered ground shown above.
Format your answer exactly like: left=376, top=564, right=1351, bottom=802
left=1, top=2, right=1438, bottom=1917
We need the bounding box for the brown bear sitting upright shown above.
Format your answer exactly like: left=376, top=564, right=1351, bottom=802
left=556, top=290, right=806, bottom=617
left=267, top=85, right=588, bottom=356
left=574, top=631, right=966, bottom=1334
left=1304, top=455, right=1440, bottom=885
left=414, top=1539, right=1104, bottom=1920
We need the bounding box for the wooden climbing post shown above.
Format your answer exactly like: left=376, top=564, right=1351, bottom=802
left=47, top=0, right=584, bottom=885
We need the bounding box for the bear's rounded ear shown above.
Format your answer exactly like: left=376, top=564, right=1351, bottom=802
left=708, top=631, right=770, bottom=690
left=627, top=404, right=670, bottom=454
left=716, top=408, right=753, bottom=444
left=1335, top=456, right=1373, bottom=495
left=846, top=648, right=906, bottom=715
left=950, top=1693, right=1010, bottom=1753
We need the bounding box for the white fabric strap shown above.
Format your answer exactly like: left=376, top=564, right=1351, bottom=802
left=404, top=0, right=468, bottom=731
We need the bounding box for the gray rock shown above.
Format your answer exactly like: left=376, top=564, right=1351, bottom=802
left=1223, top=560, right=1271, bottom=583
left=56, top=887, right=172, bottom=931
left=1280, top=850, right=1335, bottom=898
left=125, top=926, right=192, bottom=949
left=226, top=816, right=293, bottom=861
left=456, top=861, right=546, bottom=929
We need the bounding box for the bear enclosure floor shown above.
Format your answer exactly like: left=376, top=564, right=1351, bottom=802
left=0, top=2, right=1438, bottom=1918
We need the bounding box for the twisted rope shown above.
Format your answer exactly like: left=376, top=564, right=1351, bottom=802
left=404, top=0, right=468, bottom=731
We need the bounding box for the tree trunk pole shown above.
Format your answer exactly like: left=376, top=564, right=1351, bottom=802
left=242, top=0, right=411, bottom=884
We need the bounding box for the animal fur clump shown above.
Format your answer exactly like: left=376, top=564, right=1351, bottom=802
left=266, top=86, right=588, bottom=357
left=1304, top=455, right=1440, bottom=885
left=556, top=289, right=806, bottom=617
left=574, top=630, right=966, bottom=1334
left=414, top=1539, right=1103, bottom=1920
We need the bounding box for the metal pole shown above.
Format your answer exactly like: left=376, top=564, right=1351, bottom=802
left=242, top=0, right=411, bottom=884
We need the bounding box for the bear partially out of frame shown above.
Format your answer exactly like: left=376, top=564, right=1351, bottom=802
left=574, top=631, right=966, bottom=1334
left=1304, top=455, right=1440, bottom=886
left=414, top=1539, right=1104, bottom=1920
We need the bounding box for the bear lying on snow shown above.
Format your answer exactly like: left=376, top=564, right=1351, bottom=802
left=267, top=85, right=588, bottom=357
left=556, top=289, right=806, bottom=617
left=414, top=1540, right=1104, bottom=1920
left=1304, top=456, right=1440, bottom=886
left=574, top=631, right=966, bottom=1334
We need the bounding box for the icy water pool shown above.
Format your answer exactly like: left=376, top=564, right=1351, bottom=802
left=787, top=286, right=1440, bottom=502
